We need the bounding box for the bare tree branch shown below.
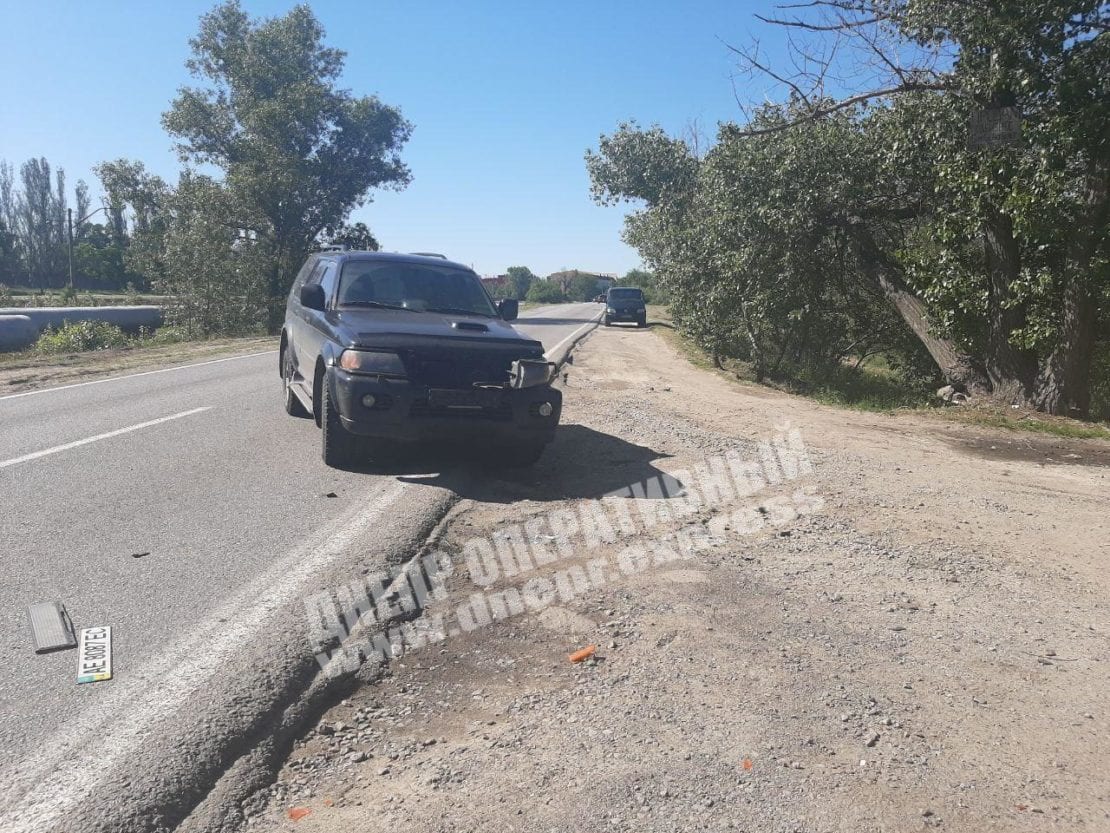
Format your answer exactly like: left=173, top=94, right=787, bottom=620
left=732, top=82, right=954, bottom=137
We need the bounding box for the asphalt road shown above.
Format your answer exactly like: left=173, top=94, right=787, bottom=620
left=0, top=301, right=601, bottom=833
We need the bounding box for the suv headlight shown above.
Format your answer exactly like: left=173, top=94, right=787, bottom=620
left=337, top=350, right=407, bottom=377
left=606, top=306, right=616, bottom=313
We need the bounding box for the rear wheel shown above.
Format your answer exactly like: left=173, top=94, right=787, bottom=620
left=282, top=348, right=309, bottom=417
left=320, top=371, right=357, bottom=469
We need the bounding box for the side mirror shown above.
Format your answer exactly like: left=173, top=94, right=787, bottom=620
left=498, top=298, right=519, bottom=321
left=300, top=283, right=326, bottom=311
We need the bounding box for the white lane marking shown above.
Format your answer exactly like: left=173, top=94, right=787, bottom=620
left=0, top=407, right=210, bottom=469
left=543, top=309, right=604, bottom=360
left=0, top=349, right=276, bottom=402
left=2, top=481, right=411, bottom=832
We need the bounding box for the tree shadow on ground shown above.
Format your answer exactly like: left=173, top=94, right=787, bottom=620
left=343, top=423, right=682, bottom=504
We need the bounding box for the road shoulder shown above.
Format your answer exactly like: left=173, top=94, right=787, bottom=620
left=245, top=322, right=1110, bottom=832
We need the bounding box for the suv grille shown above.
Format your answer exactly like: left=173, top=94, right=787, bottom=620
left=409, top=352, right=516, bottom=389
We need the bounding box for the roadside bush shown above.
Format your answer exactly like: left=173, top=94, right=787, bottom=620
left=137, top=325, right=191, bottom=346
left=33, top=321, right=131, bottom=354
left=525, top=280, right=567, bottom=304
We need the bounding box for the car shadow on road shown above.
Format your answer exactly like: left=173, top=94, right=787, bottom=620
left=345, top=423, right=682, bottom=504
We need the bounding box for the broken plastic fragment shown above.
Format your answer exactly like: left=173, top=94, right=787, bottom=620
left=742, top=758, right=753, bottom=771
left=288, top=807, right=311, bottom=821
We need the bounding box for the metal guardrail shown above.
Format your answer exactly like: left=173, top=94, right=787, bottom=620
left=0, top=306, right=163, bottom=352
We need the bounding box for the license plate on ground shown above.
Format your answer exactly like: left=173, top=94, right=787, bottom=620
left=428, top=388, right=503, bottom=408
left=76, top=626, right=112, bottom=684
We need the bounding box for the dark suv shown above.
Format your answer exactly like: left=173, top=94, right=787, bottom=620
left=604, top=287, right=647, bottom=327
left=280, top=252, right=562, bottom=468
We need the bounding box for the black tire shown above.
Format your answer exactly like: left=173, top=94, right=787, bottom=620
left=282, top=348, right=310, bottom=417
left=320, top=371, right=357, bottom=469
left=636, top=316, right=646, bottom=328
left=603, top=316, right=611, bottom=326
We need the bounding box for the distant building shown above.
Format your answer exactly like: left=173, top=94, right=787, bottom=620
left=481, top=274, right=509, bottom=287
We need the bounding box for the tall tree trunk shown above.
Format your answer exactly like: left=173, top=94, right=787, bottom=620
left=847, top=222, right=991, bottom=393
left=981, top=208, right=1037, bottom=402
left=1032, top=163, right=1109, bottom=417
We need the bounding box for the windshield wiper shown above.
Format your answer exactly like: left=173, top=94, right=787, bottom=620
left=339, top=300, right=408, bottom=311
left=426, top=306, right=494, bottom=318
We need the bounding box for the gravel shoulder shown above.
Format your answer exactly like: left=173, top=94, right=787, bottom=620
left=247, top=322, right=1109, bottom=833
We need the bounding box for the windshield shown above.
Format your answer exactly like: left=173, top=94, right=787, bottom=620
left=608, top=288, right=643, bottom=300
left=337, top=261, right=497, bottom=317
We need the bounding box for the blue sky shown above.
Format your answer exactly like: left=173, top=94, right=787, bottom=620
left=0, top=1, right=787, bottom=277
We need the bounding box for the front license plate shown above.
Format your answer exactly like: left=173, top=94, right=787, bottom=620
left=76, top=626, right=112, bottom=684
left=428, top=388, right=503, bottom=409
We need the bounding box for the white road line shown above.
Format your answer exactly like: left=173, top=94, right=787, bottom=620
left=0, top=407, right=210, bottom=469
left=0, top=349, right=276, bottom=402
left=543, top=310, right=604, bottom=361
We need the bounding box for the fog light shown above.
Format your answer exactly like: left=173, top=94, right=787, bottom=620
left=538, top=401, right=554, bottom=417
left=361, top=394, right=377, bottom=408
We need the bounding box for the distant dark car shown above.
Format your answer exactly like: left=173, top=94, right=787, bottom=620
left=280, top=251, right=561, bottom=468
left=604, top=287, right=647, bottom=327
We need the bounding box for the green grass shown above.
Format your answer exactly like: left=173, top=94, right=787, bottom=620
left=646, top=305, right=1110, bottom=441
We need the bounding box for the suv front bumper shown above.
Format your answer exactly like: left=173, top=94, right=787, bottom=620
left=330, top=369, right=562, bottom=444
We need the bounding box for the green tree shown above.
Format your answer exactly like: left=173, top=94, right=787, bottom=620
left=591, top=2, right=1109, bottom=416
left=162, top=0, right=412, bottom=329
left=322, top=221, right=379, bottom=251
left=567, top=272, right=599, bottom=302
left=525, top=280, right=567, bottom=304
left=722, top=0, right=1110, bottom=415
left=505, top=266, right=536, bottom=299
left=96, top=159, right=172, bottom=288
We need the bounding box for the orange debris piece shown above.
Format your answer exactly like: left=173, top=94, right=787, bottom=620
left=568, top=645, right=597, bottom=663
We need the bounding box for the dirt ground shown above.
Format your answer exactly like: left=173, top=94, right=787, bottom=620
left=249, top=322, right=1109, bottom=833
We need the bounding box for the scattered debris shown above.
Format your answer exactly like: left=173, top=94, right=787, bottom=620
left=741, top=758, right=753, bottom=771
left=130, top=551, right=150, bottom=559
left=568, top=645, right=596, bottom=663
left=287, top=806, right=311, bottom=821
left=937, top=384, right=970, bottom=405
left=324, top=492, right=338, bottom=498
left=28, top=601, right=76, bottom=653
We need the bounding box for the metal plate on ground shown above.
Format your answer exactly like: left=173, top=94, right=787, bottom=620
left=76, top=626, right=112, bottom=684
left=28, top=601, right=77, bottom=653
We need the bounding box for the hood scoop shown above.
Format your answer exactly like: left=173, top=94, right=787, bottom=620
left=451, top=321, right=489, bottom=332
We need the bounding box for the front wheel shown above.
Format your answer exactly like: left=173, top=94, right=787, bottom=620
left=320, top=371, right=358, bottom=469
left=603, top=316, right=611, bottom=326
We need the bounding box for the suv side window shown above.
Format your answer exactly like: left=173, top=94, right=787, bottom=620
left=290, top=256, right=318, bottom=296
left=318, top=262, right=339, bottom=307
